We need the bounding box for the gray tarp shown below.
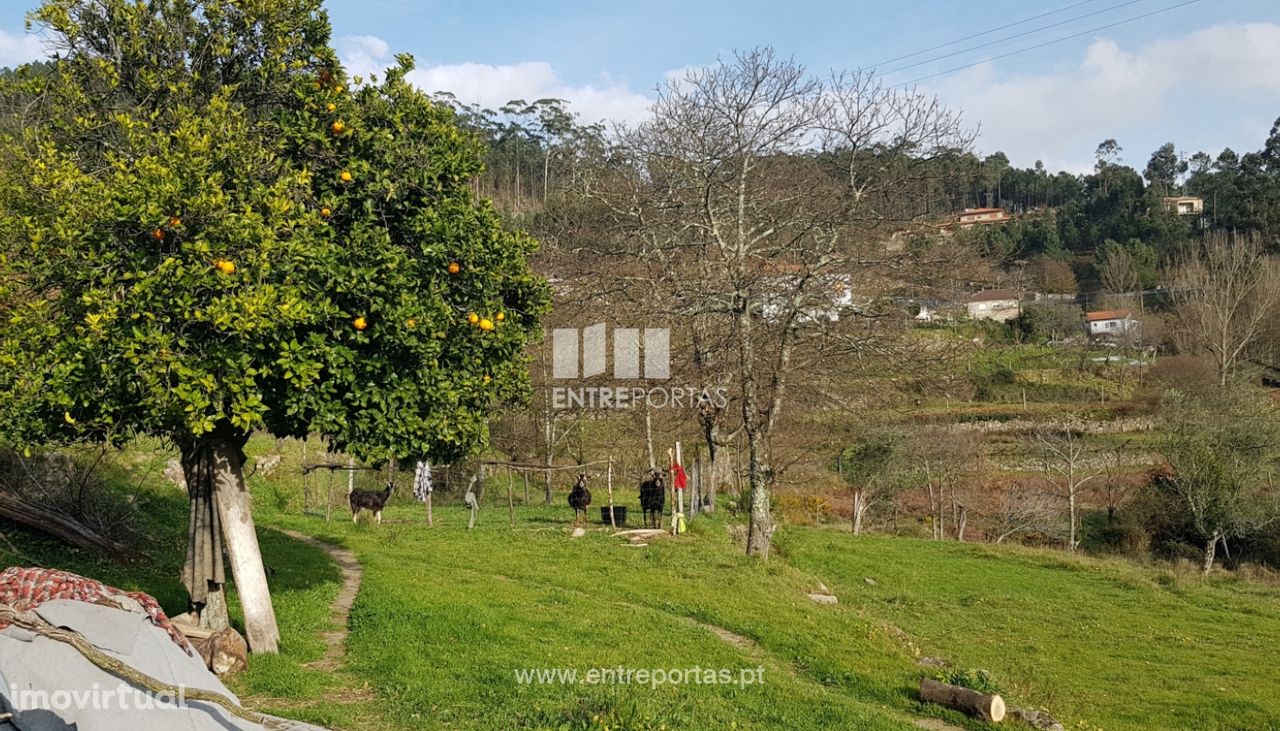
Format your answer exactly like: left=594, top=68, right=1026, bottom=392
left=0, top=600, right=264, bottom=731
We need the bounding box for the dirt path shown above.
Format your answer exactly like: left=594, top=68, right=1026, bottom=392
left=278, top=529, right=363, bottom=671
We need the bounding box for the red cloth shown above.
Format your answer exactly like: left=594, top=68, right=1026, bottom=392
left=0, top=567, right=191, bottom=653
left=670, top=463, right=688, bottom=490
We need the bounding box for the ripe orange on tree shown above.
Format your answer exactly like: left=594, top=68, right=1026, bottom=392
left=495, top=312, right=505, bottom=322
left=467, top=312, right=479, bottom=325
left=151, top=228, right=165, bottom=241
left=353, top=316, right=368, bottom=331
left=320, top=207, right=332, bottom=218
left=169, top=216, right=182, bottom=227
left=340, top=170, right=353, bottom=183
left=326, top=103, right=336, bottom=113
left=331, top=120, right=345, bottom=136
left=479, top=318, right=494, bottom=332
left=213, top=259, right=236, bottom=275
left=406, top=318, right=417, bottom=329
left=447, top=261, right=461, bottom=275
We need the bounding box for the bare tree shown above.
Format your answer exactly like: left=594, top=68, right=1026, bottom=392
left=574, top=49, right=974, bottom=558
left=1097, top=244, right=1141, bottom=300
left=1037, top=419, right=1102, bottom=552
left=915, top=427, right=985, bottom=540
left=1170, top=233, right=1280, bottom=387
left=992, top=482, right=1063, bottom=544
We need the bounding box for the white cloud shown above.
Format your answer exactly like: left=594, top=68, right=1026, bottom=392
left=922, top=22, right=1280, bottom=172
left=337, top=36, right=653, bottom=126
left=0, top=28, right=45, bottom=69
left=336, top=35, right=391, bottom=83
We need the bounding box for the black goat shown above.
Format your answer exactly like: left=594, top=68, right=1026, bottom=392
left=639, top=470, right=666, bottom=528
left=350, top=482, right=394, bottom=525
left=567, top=473, right=592, bottom=526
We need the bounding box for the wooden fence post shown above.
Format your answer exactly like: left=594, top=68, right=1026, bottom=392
left=607, top=457, right=616, bottom=529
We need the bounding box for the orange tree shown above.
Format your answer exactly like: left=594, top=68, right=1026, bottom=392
left=0, top=0, right=547, bottom=648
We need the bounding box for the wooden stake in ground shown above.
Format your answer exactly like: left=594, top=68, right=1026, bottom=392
left=324, top=467, right=334, bottom=524
left=919, top=678, right=1005, bottom=722
left=465, top=474, right=479, bottom=530
left=607, top=457, right=616, bottom=529
left=506, top=468, right=516, bottom=528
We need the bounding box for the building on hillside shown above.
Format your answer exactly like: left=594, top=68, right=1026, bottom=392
left=956, top=207, right=1010, bottom=228
left=1162, top=196, right=1204, bottom=216
left=965, top=290, right=1021, bottom=322
left=1085, top=309, right=1140, bottom=338
left=756, top=262, right=855, bottom=323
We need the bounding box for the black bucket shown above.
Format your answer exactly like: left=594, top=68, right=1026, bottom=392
left=600, top=506, right=627, bottom=526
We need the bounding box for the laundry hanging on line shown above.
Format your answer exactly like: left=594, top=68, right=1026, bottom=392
left=413, top=460, right=433, bottom=502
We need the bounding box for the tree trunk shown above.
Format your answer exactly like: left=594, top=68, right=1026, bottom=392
left=851, top=489, right=868, bottom=535
left=1068, top=486, right=1078, bottom=552
left=182, top=433, right=280, bottom=654
left=1202, top=532, right=1219, bottom=575
left=744, top=426, right=774, bottom=558
left=739, top=300, right=774, bottom=558
left=644, top=400, right=656, bottom=471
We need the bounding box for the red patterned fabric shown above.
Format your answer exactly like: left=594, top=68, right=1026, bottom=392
left=0, top=567, right=191, bottom=654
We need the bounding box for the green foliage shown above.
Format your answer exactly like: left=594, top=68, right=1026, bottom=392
left=0, top=0, right=548, bottom=462
left=1010, top=303, right=1082, bottom=344
left=835, top=431, right=903, bottom=487
left=939, top=668, right=1001, bottom=695
left=1158, top=390, right=1280, bottom=553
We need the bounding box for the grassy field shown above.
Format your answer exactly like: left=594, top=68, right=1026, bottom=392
left=4, top=436, right=1280, bottom=730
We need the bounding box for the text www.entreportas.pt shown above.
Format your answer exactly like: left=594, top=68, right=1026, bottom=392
left=514, top=666, right=765, bottom=689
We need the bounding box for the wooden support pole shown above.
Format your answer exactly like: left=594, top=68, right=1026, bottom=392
left=607, top=457, right=616, bottom=529
left=209, top=441, right=279, bottom=654
left=301, top=439, right=309, bottom=513
left=325, top=469, right=334, bottom=524
left=507, top=468, right=515, bottom=528
left=675, top=441, right=685, bottom=516
left=523, top=470, right=530, bottom=505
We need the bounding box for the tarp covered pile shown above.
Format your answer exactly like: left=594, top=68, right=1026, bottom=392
left=0, top=567, right=301, bottom=730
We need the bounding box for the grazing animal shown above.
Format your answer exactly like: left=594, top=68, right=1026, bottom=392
left=567, top=473, right=592, bottom=526
left=639, top=470, right=666, bottom=528
left=350, top=482, right=394, bottom=525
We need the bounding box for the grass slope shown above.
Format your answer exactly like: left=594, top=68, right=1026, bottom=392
left=779, top=529, right=1280, bottom=731
left=4, top=438, right=1280, bottom=730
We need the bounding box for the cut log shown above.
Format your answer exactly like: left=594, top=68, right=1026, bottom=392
left=919, top=678, right=1005, bottom=722
left=0, top=490, right=133, bottom=561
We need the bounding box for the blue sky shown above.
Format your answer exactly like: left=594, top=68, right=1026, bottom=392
left=3, top=0, right=1279, bottom=172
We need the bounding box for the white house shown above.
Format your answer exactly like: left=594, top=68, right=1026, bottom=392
left=1085, top=309, right=1140, bottom=337
left=758, top=271, right=854, bottom=323
left=956, top=207, right=1010, bottom=228
left=965, top=290, right=1021, bottom=322
left=1161, top=196, right=1204, bottom=216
